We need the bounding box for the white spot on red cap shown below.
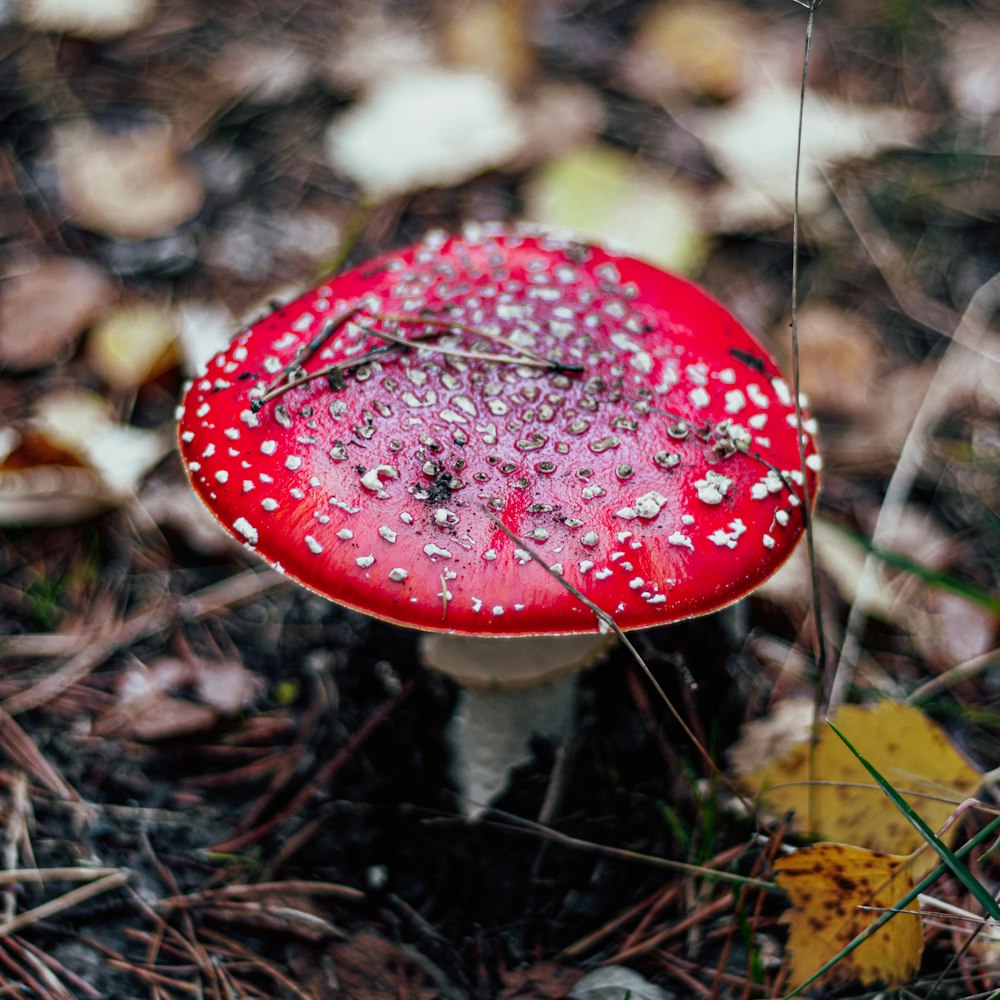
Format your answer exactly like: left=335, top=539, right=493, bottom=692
left=234, top=518, right=258, bottom=544
left=694, top=471, right=731, bottom=505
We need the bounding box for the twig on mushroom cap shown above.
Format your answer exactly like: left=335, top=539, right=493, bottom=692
left=376, top=312, right=585, bottom=373
left=356, top=320, right=565, bottom=370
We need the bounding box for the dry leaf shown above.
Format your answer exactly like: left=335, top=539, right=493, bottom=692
left=621, top=0, right=755, bottom=103
left=0, top=389, right=168, bottom=526
left=732, top=700, right=983, bottom=866
left=53, top=119, right=204, bottom=241
left=0, top=257, right=115, bottom=371
left=33, top=388, right=168, bottom=498
left=325, top=67, right=525, bottom=199
left=524, top=144, right=707, bottom=273
left=0, top=428, right=112, bottom=526
left=945, top=19, right=1000, bottom=118
left=87, top=301, right=179, bottom=391
left=685, top=86, right=924, bottom=227
left=569, top=965, right=670, bottom=1000
left=101, top=656, right=262, bottom=740
left=771, top=304, right=883, bottom=422
left=775, top=842, right=923, bottom=988
left=20, top=0, right=154, bottom=39
left=441, top=0, right=535, bottom=90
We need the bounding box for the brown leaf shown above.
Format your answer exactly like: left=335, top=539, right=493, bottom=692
left=53, top=119, right=204, bottom=241
left=0, top=257, right=115, bottom=371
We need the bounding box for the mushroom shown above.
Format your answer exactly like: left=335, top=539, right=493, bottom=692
left=176, top=223, right=820, bottom=813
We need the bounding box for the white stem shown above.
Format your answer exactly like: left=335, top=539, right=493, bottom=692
left=448, top=673, right=578, bottom=818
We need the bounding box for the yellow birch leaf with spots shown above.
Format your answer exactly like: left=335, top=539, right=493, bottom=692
left=732, top=700, right=983, bottom=868
left=775, top=843, right=923, bottom=988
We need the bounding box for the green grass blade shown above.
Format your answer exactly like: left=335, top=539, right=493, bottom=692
left=783, top=815, right=1000, bottom=998
left=846, top=528, right=1000, bottom=614
left=827, top=719, right=1000, bottom=920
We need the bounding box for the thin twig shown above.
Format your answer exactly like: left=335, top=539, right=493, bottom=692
left=0, top=871, right=129, bottom=937
left=789, top=0, right=828, bottom=700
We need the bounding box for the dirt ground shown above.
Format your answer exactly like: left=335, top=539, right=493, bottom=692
left=2, top=1, right=1000, bottom=997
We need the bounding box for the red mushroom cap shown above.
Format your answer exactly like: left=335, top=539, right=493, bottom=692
left=177, top=225, right=820, bottom=636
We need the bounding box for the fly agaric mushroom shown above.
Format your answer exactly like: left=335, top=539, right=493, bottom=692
left=177, top=223, right=820, bottom=811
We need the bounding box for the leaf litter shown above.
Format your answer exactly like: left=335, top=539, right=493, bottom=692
left=2, top=0, right=1000, bottom=996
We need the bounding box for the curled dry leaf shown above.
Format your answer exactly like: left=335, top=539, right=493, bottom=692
left=0, top=388, right=168, bottom=526
left=325, top=67, right=525, bottom=199
left=101, top=656, right=263, bottom=740
left=53, top=119, right=204, bottom=241
left=732, top=700, right=984, bottom=869
left=775, top=842, right=923, bottom=988
left=0, top=427, right=111, bottom=526
left=0, top=257, right=116, bottom=371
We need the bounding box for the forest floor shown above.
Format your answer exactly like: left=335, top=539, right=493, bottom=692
left=1, top=1, right=999, bottom=997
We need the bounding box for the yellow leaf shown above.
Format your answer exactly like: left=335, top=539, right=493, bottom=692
left=775, top=842, right=923, bottom=988
left=525, top=144, right=707, bottom=274
left=87, top=301, right=179, bottom=391
left=734, top=701, right=983, bottom=867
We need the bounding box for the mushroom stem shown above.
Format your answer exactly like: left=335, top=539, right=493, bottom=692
left=448, top=674, right=579, bottom=818
left=419, top=633, right=614, bottom=816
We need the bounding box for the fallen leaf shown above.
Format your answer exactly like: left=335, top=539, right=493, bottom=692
left=569, top=965, right=671, bottom=1000
left=19, top=0, right=154, bottom=39
left=621, top=0, right=756, bottom=103
left=441, top=0, right=534, bottom=90
left=87, top=301, right=179, bottom=391
left=0, top=389, right=169, bottom=526
left=53, top=118, right=204, bottom=241
left=944, top=18, right=1000, bottom=118
left=33, top=388, right=168, bottom=498
left=771, top=303, right=884, bottom=422
left=524, top=144, right=707, bottom=273
left=100, top=656, right=262, bottom=740
left=0, top=428, right=112, bottom=526
left=732, top=700, right=984, bottom=866
left=0, top=257, right=116, bottom=371
left=325, top=67, right=525, bottom=199
left=775, top=842, right=923, bottom=988
left=684, top=85, right=924, bottom=227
